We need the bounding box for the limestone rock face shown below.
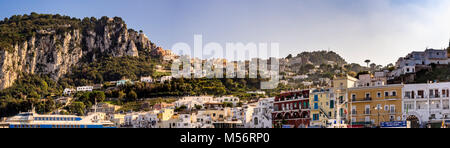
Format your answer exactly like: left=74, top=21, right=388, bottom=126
left=0, top=17, right=163, bottom=89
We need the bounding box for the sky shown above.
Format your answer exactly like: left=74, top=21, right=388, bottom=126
left=0, top=0, right=449, bottom=66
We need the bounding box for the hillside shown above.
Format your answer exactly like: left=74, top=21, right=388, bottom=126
left=288, top=51, right=347, bottom=66
left=0, top=13, right=167, bottom=90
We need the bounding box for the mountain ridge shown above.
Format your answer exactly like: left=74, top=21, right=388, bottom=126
left=0, top=13, right=169, bottom=89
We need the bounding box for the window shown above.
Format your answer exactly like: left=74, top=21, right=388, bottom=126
left=314, top=103, right=319, bottom=110
left=352, top=106, right=357, bottom=115
left=405, top=102, right=414, bottom=110
left=365, top=116, right=371, bottom=123
left=417, top=101, right=427, bottom=110
left=384, top=105, right=389, bottom=111
left=385, top=92, right=389, bottom=97
left=392, top=91, right=397, bottom=97
left=418, top=90, right=424, bottom=98
left=365, top=105, right=371, bottom=115
left=314, top=95, right=319, bottom=101
left=365, top=93, right=371, bottom=99
left=330, top=100, right=334, bottom=109
left=377, top=92, right=381, bottom=98
left=351, top=94, right=356, bottom=100
left=390, top=105, right=395, bottom=113
left=429, top=89, right=435, bottom=98
left=313, top=114, right=320, bottom=121
left=444, top=100, right=450, bottom=110
left=405, top=91, right=411, bottom=99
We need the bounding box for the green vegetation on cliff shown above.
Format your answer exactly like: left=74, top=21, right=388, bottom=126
left=60, top=56, right=159, bottom=86
left=0, top=13, right=82, bottom=51
left=0, top=74, right=62, bottom=117
left=415, top=64, right=450, bottom=83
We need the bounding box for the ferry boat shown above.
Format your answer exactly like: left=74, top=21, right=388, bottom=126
left=1, top=110, right=115, bottom=128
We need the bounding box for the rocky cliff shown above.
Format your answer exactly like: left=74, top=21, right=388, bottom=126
left=0, top=14, right=165, bottom=89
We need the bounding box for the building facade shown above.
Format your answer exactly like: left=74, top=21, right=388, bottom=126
left=248, top=98, right=274, bottom=128
left=272, top=90, right=310, bottom=128
left=310, top=88, right=335, bottom=127
left=332, top=75, right=358, bottom=124
left=402, top=82, right=450, bottom=126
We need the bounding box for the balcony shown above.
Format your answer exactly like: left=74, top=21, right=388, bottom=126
left=352, top=97, right=372, bottom=102
left=429, top=95, right=441, bottom=99
left=385, top=96, right=399, bottom=100
left=389, top=110, right=396, bottom=114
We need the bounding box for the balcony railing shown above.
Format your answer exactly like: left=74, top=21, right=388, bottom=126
left=352, top=97, right=372, bottom=102
left=429, top=95, right=441, bottom=99
left=385, top=96, right=399, bottom=100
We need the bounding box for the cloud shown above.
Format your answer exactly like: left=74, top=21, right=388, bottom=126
left=278, top=0, right=450, bottom=65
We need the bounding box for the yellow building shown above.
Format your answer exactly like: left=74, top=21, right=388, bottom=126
left=158, top=108, right=174, bottom=121
left=310, top=88, right=335, bottom=127
left=332, top=75, right=358, bottom=123
left=348, top=84, right=403, bottom=127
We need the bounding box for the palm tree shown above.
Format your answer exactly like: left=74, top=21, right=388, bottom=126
left=364, top=60, right=371, bottom=67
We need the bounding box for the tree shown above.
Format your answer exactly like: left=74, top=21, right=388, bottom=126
left=286, top=54, right=293, bottom=59
left=370, top=63, right=376, bottom=70
left=348, top=71, right=357, bottom=77
left=175, top=105, right=188, bottom=112
left=223, top=102, right=234, bottom=108
left=447, top=46, right=450, bottom=57
left=118, top=91, right=126, bottom=99
left=364, top=60, right=371, bottom=67
left=68, top=102, right=86, bottom=116
left=236, top=102, right=243, bottom=107
left=194, top=105, right=203, bottom=110
left=92, top=91, right=106, bottom=103
left=127, top=90, right=138, bottom=102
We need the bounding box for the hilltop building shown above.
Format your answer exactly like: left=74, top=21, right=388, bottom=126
left=392, top=48, right=449, bottom=78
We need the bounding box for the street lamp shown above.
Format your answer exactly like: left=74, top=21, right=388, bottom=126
left=374, top=106, right=382, bottom=127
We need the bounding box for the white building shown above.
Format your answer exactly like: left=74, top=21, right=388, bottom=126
left=174, top=96, right=215, bottom=109
left=356, top=74, right=387, bottom=87
left=402, top=82, right=450, bottom=125
left=63, top=88, right=76, bottom=95
left=140, top=76, right=153, bottom=83
left=394, top=48, right=449, bottom=78
left=160, top=76, right=173, bottom=84
left=124, top=111, right=160, bottom=128
left=293, top=75, right=309, bottom=80
left=124, top=113, right=140, bottom=127
left=302, top=81, right=313, bottom=87
left=77, top=86, right=93, bottom=92
left=246, top=91, right=266, bottom=95
left=216, top=96, right=240, bottom=106
left=174, top=96, right=240, bottom=109
left=248, top=98, right=274, bottom=128
left=176, top=113, right=198, bottom=128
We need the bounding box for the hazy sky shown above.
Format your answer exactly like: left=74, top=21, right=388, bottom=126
left=0, top=0, right=449, bottom=65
